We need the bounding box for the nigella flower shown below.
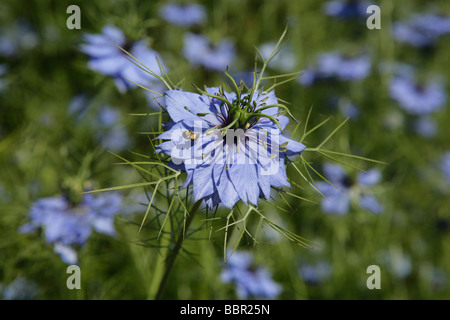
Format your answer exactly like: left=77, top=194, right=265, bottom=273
left=315, top=162, right=383, bottom=215
left=377, top=249, right=412, bottom=279
left=144, top=82, right=167, bottom=110
left=0, top=64, right=8, bottom=92
left=258, top=42, right=296, bottom=72
left=413, top=116, right=437, bottom=139
left=220, top=250, right=282, bottom=299
left=389, top=74, right=446, bottom=115
left=441, top=152, right=450, bottom=184
left=19, top=192, right=123, bottom=264
left=159, top=3, right=206, bottom=27
left=392, top=13, right=450, bottom=48
left=95, top=105, right=130, bottom=152
left=183, top=33, right=236, bottom=71
left=0, top=19, right=39, bottom=57
left=323, top=0, right=373, bottom=20
left=81, top=24, right=165, bottom=93
left=1, top=277, right=39, bottom=300
left=327, top=96, right=360, bottom=120
left=299, top=51, right=371, bottom=86
left=156, top=86, right=306, bottom=209
left=299, top=260, right=332, bottom=285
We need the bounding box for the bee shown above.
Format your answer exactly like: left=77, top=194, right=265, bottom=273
left=182, top=130, right=199, bottom=140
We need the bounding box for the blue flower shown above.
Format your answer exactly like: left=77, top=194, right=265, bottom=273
left=323, top=0, right=373, bottom=20
left=299, top=51, right=371, bottom=86
left=95, top=106, right=130, bottom=152
left=258, top=42, right=296, bottom=72
left=0, top=19, right=38, bottom=57
left=19, top=192, right=123, bottom=264
left=299, top=260, right=332, bottom=285
left=81, top=24, right=165, bottom=92
left=1, top=277, right=39, bottom=300
left=441, top=152, right=450, bottom=183
left=159, top=3, right=206, bottom=27
left=413, top=116, right=437, bottom=139
left=327, top=96, right=360, bottom=119
left=144, top=82, right=167, bottom=110
left=389, top=74, right=446, bottom=115
left=221, top=250, right=282, bottom=299
left=0, top=64, right=8, bottom=92
left=156, top=87, right=306, bottom=209
left=315, top=163, right=383, bottom=215
left=392, top=13, right=450, bottom=48
left=183, top=33, right=235, bottom=71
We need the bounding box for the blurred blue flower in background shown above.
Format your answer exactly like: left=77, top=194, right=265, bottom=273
left=392, top=13, right=450, bottom=48
left=0, top=19, right=38, bottom=57
left=441, top=152, right=450, bottom=183
left=327, top=96, right=360, bottom=120
left=156, top=87, right=306, bottom=209
left=19, top=192, right=123, bottom=264
left=413, top=116, right=437, bottom=139
left=389, top=74, right=447, bottom=115
left=81, top=24, right=165, bottom=93
left=316, top=163, right=383, bottom=215
left=221, top=250, right=282, bottom=299
left=95, top=105, right=130, bottom=152
left=183, top=33, right=236, bottom=71
left=258, top=41, right=296, bottom=72
left=299, top=260, right=332, bottom=285
left=0, top=64, right=8, bottom=92
left=377, top=249, right=412, bottom=279
left=299, top=51, right=371, bottom=86
left=159, top=3, right=206, bottom=27
left=323, top=0, right=372, bottom=20
left=144, top=82, right=167, bottom=110
left=1, top=277, right=39, bottom=300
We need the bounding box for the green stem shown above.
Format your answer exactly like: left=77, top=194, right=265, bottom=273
left=154, top=199, right=203, bottom=300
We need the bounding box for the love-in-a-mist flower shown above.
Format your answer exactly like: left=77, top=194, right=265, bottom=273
left=392, top=13, right=450, bottom=48
left=0, top=64, right=8, bottom=92
left=299, top=260, right=332, bottom=285
left=19, top=192, right=123, bottom=264
left=156, top=85, right=305, bottom=209
left=220, top=250, right=282, bottom=299
left=81, top=24, right=165, bottom=93
left=159, top=3, right=206, bottom=27
left=441, top=152, right=450, bottom=183
left=258, top=42, right=296, bottom=72
left=183, top=33, right=235, bottom=71
left=299, top=51, right=371, bottom=86
left=315, top=163, right=383, bottom=215
left=323, top=0, right=373, bottom=20
left=0, top=19, right=38, bottom=57
left=413, top=116, right=437, bottom=139
left=1, top=277, right=39, bottom=300
left=389, top=75, right=446, bottom=115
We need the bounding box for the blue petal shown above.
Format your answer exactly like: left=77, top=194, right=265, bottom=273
left=359, top=194, right=383, bottom=214
left=54, top=243, right=78, bottom=265
left=322, top=162, right=347, bottom=184
left=213, top=164, right=240, bottom=209
left=164, top=90, right=221, bottom=126
left=192, top=165, right=215, bottom=201
left=279, top=135, right=306, bottom=156
left=357, top=169, right=381, bottom=186
left=321, top=191, right=350, bottom=215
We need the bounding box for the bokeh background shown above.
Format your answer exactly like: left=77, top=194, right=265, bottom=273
left=1, top=0, right=450, bottom=300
